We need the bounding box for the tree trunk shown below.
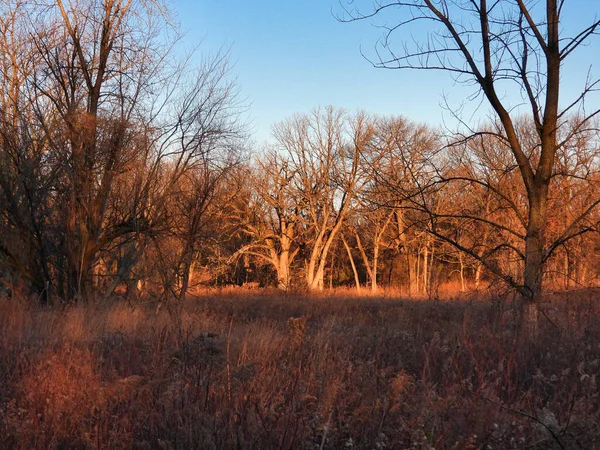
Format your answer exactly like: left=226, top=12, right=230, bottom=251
left=372, top=242, right=379, bottom=293
left=522, top=187, right=548, bottom=332
left=277, top=249, right=291, bottom=290
left=422, top=240, right=429, bottom=296
left=459, top=253, right=466, bottom=292
left=474, top=263, right=483, bottom=289
left=307, top=221, right=344, bottom=290
left=409, top=253, right=418, bottom=296
left=342, top=235, right=361, bottom=291
left=312, top=265, right=325, bottom=290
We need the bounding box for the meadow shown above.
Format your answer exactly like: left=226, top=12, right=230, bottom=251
left=0, top=289, right=599, bottom=449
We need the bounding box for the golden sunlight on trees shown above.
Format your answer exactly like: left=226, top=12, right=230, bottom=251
left=363, top=116, right=439, bottom=295
left=340, top=0, right=600, bottom=330
left=1, top=0, right=599, bottom=316
left=273, top=107, right=373, bottom=290
left=234, top=150, right=302, bottom=290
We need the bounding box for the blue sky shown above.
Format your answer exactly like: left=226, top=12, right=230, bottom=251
left=175, top=1, right=599, bottom=144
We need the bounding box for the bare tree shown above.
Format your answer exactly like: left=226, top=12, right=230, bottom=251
left=341, top=0, right=600, bottom=328
left=373, top=117, right=438, bottom=293
left=161, top=152, right=242, bottom=302
left=0, top=0, right=244, bottom=303
left=0, top=1, right=51, bottom=299
left=274, top=107, right=373, bottom=290
left=362, top=116, right=440, bottom=295
left=234, top=150, right=302, bottom=290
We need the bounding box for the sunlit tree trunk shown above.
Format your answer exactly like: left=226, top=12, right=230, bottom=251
left=342, top=235, right=361, bottom=291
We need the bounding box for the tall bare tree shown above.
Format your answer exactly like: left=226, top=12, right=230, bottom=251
left=234, top=150, right=302, bottom=290
left=274, top=107, right=373, bottom=290
left=341, top=0, right=600, bottom=328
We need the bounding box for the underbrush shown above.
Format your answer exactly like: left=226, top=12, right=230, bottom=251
left=0, top=291, right=599, bottom=449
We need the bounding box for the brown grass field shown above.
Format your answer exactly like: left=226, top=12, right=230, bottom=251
left=1, top=289, right=599, bottom=449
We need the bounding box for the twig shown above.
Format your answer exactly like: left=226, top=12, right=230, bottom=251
left=319, top=410, right=334, bottom=450
left=483, top=397, right=566, bottom=450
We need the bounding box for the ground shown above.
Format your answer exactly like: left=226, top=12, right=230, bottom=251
left=0, top=289, right=599, bottom=449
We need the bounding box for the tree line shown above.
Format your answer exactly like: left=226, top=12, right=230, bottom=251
left=1, top=1, right=600, bottom=325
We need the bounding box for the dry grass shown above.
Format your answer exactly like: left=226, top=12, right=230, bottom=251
left=0, top=290, right=599, bottom=449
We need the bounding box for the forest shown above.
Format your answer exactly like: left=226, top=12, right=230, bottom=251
left=1, top=0, right=600, bottom=448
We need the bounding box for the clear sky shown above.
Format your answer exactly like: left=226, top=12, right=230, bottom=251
left=175, top=1, right=599, bottom=144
